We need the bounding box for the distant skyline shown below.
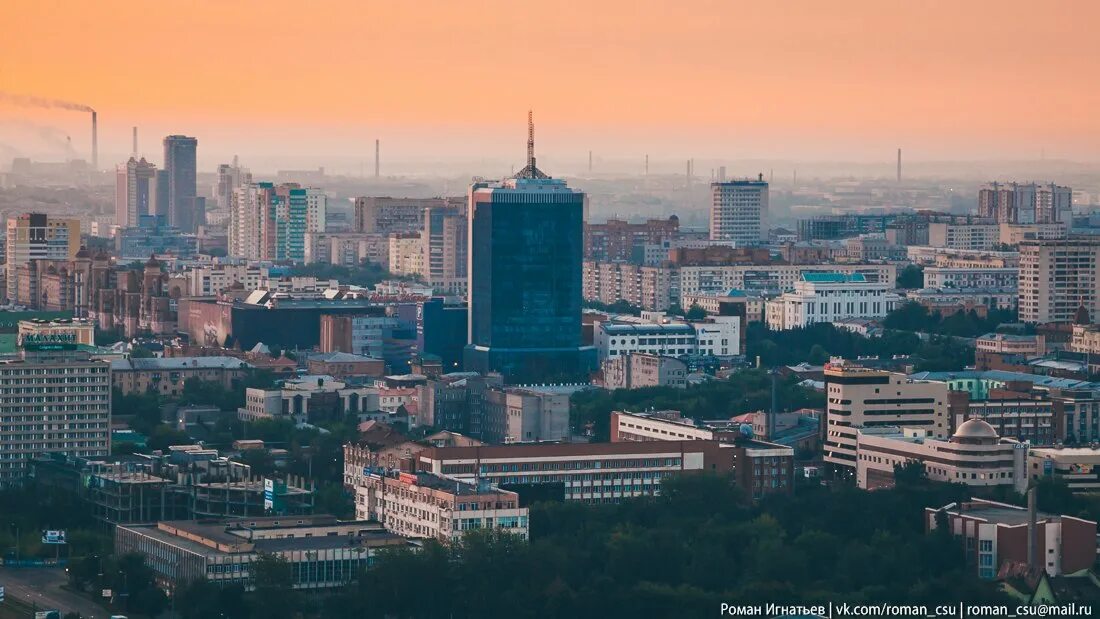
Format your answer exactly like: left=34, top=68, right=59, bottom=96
left=3, top=1, right=1100, bottom=168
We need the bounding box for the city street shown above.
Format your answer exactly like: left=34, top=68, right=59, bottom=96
left=0, top=567, right=107, bottom=618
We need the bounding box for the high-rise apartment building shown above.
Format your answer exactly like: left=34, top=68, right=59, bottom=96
left=163, top=135, right=200, bottom=233
left=584, top=216, right=680, bottom=262
left=463, top=114, right=596, bottom=383
left=1018, top=237, right=1100, bottom=324
left=114, top=157, right=160, bottom=227
left=214, top=160, right=251, bottom=211
left=5, top=213, right=81, bottom=303
left=823, top=362, right=950, bottom=478
left=229, top=182, right=314, bottom=262
left=978, top=182, right=1072, bottom=224
left=0, top=342, right=111, bottom=486
left=422, top=204, right=467, bottom=295
left=305, top=187, right=327, bottom=233
left=353, top=196, right=464, bottom=234
left=710, top=177, right=768, bottom=246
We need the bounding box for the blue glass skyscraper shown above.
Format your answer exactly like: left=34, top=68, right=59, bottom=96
left=463, top=113, right=596, bottom=383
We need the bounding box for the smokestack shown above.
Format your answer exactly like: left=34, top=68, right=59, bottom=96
left=91, top=110, right=98, bottom=170
left=644, top=154, right=648, bottom=176
left=1027, top=486, right=1038, bottom=570
left=588, top=150, right=592, bottom=173
left=1025, top=490, right=1034, bottom=571
left=897, top=148, right=902, bottom=183
left=132, top=126, right=138, bottom=158
left=374, top=139, right=380, bottom=178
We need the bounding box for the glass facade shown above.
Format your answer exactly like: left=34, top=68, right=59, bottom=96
left=464, top=178, right=596, bottom=383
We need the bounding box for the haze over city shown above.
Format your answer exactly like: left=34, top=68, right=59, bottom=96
left=4, top=2, right=1100, bottom=617
left=3, top=0, right=1100, bottom=173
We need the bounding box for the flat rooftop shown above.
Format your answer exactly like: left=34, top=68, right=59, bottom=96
left=948, top=501, right=1060, bottom=527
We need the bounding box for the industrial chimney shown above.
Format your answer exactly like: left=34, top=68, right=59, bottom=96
left=91, top=110, right=98, bottom=170
left=132, top=126, right=138, bottom=158
left=1027, top=486, right=1038, bottom=570
left=374, top=139, right=380, bottom=178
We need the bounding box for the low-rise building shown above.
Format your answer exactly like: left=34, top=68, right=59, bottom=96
left=601, top=353, right=688, bottom=390
left=1027, top=447, right=1100, bottom=492
left=350, top=470, right=528, bottom=543
left=306, top=351, right=386, bottom=379
left=925, top=499, right=1096, bottom=579
left=416, top=440, right=734, bottom=504
left=1069, top=324, right=1100, bottom=355
left=923, top=267, right=1018, bottom=290
left=680, top=289, right=765, bottom=323
left=975, top=333, right=1046, bottom=357
left=855, top=419, right=1028, bottom=491
left=609, top=410, right=796, bottom=499
left=111, top=357, right=253, bottom=396
left=594, top=313, right=740, bottom=361
left=17, top=317, right=95, bottom=346
left=115, top=516, right=411, bottom=591
left=766, top=273, right=899, bottom=331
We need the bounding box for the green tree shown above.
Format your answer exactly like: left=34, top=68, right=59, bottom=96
left=250, top=554, right=301, bottom=619
left=896, top=264, right=924, bottom=289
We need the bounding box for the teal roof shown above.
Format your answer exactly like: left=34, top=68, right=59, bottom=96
left=801, top=272, right=867, bottom=283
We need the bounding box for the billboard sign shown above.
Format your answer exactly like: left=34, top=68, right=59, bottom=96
left=41, top=530, right=66, bottom=545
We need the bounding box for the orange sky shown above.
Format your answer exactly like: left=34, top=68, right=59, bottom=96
left=2, top=0, right=1100, bottom=167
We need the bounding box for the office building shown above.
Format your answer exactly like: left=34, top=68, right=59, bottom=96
left=608, top=410, right=795, bottom=500
left=415, top=440, right=733, bottom=504
left=17, top=317, right=95, bottom=346
left=183, top=264, right=269, bottom=296
left=115, top=216, right=197, bottom=261
left=115, top=157, right=160, bottom=227
left=214, top=160, right=251, bottom=211
left=765, top=273, right=899, bottom=331
left=710, top=178, right=768, bottom=245
left=926, top=499, right=1096, bottom=579
left=594, top=313, right=740, bottom=360
left=464, top=115, right=595, bottom=383
left=163, top=135, right=200, bottom=233
left=5, top=213, right=80, bottom=303
left=823, top=362, right=950, bottom=477
left=115, top=516, right=410, bottom=592
left=0, top=342, right=111, bottom=486
left=923, top=267, right=1018, bottom=290
left=1018, top=237, right=1100, bottom=324
left=387, top=232, right=423, bottom=277
left=854, top=420, right=1027, bottom=491
left=350, top=470, right=528, bottom=543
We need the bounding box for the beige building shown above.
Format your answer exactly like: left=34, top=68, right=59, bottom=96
left=111, top=357, right=253, bottom=397
left=1000, top=221, right=1069, bottom=246
left=928, top=221, right=1000, bottom=250
left=349, top=470, right=528, bottom=543
left=353, top=196, right=464, bottom=234
left=420, top=204, right=467, bottom=295
left=1018, top=237, right=1100, bottom=324
left=1027, top=447, right=1100, bottom=493
left=0, top=345, right=111, bottom=486
left=824, top=361, right=950, bottom=477
left=855, top=420, right=1027, bottom=491
left=906, top=246, right=1020, bottom=269
left=387, top=232, right=423, bottom=278
left=5, top=213, right=80, bottom=303
left=680, top=290, right=765, bottom=323
left=17, top=318, right=95, bottom=346
left=602, top=353, right=687, bottom=390
left=975, top=333, right=1046, bottom=357
left=1069, top=324, right=1100, bottom=355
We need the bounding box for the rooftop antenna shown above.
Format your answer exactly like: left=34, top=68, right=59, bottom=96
left=515, top=110, right=547, bottom=179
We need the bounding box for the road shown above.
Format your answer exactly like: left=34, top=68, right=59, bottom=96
left=0, top=567, right=108, bottom=618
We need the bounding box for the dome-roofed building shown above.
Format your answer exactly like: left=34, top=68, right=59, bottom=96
left=951, top=418, right=1000, bottom=444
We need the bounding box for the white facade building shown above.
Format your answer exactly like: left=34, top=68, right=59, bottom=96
left=765, top=273, right=900, bottom=331
left=710, top=179, right=768, bottom=246
left=185, top=264, right=269, bottom=296
left=594, top=313, right=740, bottom=361
left=923, top=267, right=1018, bottom=290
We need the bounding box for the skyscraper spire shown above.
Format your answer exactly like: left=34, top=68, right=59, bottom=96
left=515, top=110, right=548, bottom=179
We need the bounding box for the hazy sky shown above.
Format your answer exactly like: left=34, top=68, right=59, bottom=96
left=3, top=0, right=1100, bottom=170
